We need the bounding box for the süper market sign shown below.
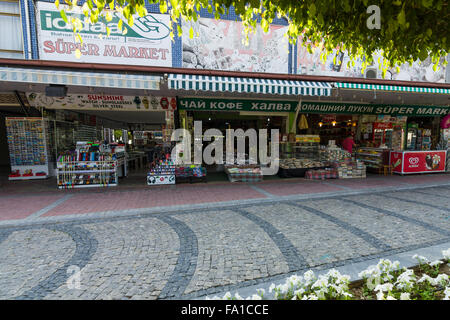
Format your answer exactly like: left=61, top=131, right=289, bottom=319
left=300, top=102, right=450, bottom=116
left=36, top=2, right=172, bottom=67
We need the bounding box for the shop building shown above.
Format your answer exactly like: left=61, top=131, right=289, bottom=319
left=0, top=1, right=449, bottom=188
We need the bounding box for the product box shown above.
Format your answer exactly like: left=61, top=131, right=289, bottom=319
left=147, top=174, right=175, bottom=185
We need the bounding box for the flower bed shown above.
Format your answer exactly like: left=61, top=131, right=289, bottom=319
left=206, top=249, right=450, bottom=300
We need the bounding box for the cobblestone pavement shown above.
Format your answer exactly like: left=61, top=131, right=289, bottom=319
left=0, top=177, right=449, bottom=300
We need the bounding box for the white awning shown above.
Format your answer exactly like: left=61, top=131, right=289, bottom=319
left=335, top=82, right=450, bottom=94
left=0, top=67, right=161, bottom=90
left=168, top=74, right=332, bottom=96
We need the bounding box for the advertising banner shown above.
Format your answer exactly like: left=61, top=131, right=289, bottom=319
left=391, top=151, right=447, bottom=174
left=36, top=2, right=172, bottom=67
left=182, top=17, right=289, bottom=73
left=300, top=101, right=450, bottom=117
left=178, top=97, right=297, bottom=112
left=27, top=93, right=177, bottom=111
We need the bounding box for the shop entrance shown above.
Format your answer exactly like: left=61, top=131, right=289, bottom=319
left=3, top=93, right=177, bottom=189
left=184, top=110, right=287, bottom=182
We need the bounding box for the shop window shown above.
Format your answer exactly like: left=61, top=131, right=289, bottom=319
left=0, top=0, right=24, bottom=59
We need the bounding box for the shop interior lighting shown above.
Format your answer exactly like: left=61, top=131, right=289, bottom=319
left=318, top=122, right=323, bottom=127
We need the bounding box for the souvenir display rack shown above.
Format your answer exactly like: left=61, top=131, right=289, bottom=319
left=6, top=117, right=50, bottom=180
left=56, top=142, right=118, bottom=188
left=147, top=159, right=176, bottom=185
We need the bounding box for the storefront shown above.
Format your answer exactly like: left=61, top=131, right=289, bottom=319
left=292, top=101, right=450, bottom=176
left=168, top=73, right=333, bottom=182
left=0, top=63, right=181, bottom=187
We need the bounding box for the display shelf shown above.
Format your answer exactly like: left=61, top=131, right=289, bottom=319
left=56, top=150, right=118, bottom=188
left=6, top=117, right=51, bottom=179
left=355, top=147, right=390, bottom=172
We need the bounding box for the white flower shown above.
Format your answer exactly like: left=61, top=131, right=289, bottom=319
left=442, top=249, right=450, bottom=260
left=429, top=260, right=443, bottom=267
left=400, top=292, right=411, bottom=300
left=418, top=275, right=436, bottom=285
left=256, top=288, right=265, bottom=297
left=294, top=288, right=305, bottom=296
left=386, top=295, right=397, bottom=300
left=342, top=292, right=353, bottom=298
left=234, top=292, right=243, bottom=300
left=395, top=269, right=415, bottom=290
left=435, top=274, right=449, bottom=286
left=247, top=294, right=262, bottom=300
left=223, top=292, right=232, bottom=299
left=268, top=283, right=275, bottom=293
left=443, top=287, right=450, bottom=300
left=412, top=254, right=429, bottom=264
left=375, top=283, right=394, bottom=292
left=312, top=277, right=328, bottom=289
left=279, top=283, right=290, bottom=294
left=303, top=270, right=316, bottom=284
left=306, top=294, right=318, bottom=300
left=376, top=291, right=384, bottom=300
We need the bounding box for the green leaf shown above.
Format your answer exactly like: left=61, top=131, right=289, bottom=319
left=397, top=9, right=406, bottom=26
left=309, top=3, right=316, bottom=16
left=422, top=0, right=434, bottom=8
left=160, top=1, right=168, bottom=14
left=60, top=10, right=68, bottom=23
left=189, top=26, right=194, bottom=39
left=261, top=18, right=269, bottom=32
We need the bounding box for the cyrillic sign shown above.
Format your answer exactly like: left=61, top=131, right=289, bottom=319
left=178, top=98, right=297, bottom=112
left=300, top=101, right=450, bottom=116
left=36, top=2, right=172, bottom=67
left=178, top=98, right=450, bottom=116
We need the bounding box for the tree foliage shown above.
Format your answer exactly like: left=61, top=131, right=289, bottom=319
left=58, top=0, right=449, bottom=76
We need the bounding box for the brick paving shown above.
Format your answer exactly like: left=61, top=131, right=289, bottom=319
left=0, top=173, right=449, bottom=299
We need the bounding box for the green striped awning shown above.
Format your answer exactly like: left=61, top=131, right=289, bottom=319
left=169, top=74, right=332, bottom=96
left=0, top=67, right=160, bottom=90
left=335, top=82, right=450, bottom=94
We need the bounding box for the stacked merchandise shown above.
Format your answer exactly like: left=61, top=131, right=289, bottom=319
left=56, top=143, right=118, bottom=188
left=175, top=165, right=207, bottom=184
left=6, top=117, right=50, bottom=180
left=319, top=146, right=352, bottom=162
left=147, top=159, right=175, bottom=185
left=334, top=160, right=367, bottom=179
left=305, top=168, right=338, bottom=180
left=224, top=164, right=262, bottom=182
left=278, top=158, right=330, bottom=178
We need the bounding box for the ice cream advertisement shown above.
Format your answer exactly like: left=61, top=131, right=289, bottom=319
left=391, top=151, right=446, bottom=174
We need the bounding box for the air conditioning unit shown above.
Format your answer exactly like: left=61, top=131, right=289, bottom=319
left=365, top=67, right=378, bottom=79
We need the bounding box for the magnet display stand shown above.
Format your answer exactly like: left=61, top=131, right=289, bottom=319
left=6, top=117, right=50, bottom=180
